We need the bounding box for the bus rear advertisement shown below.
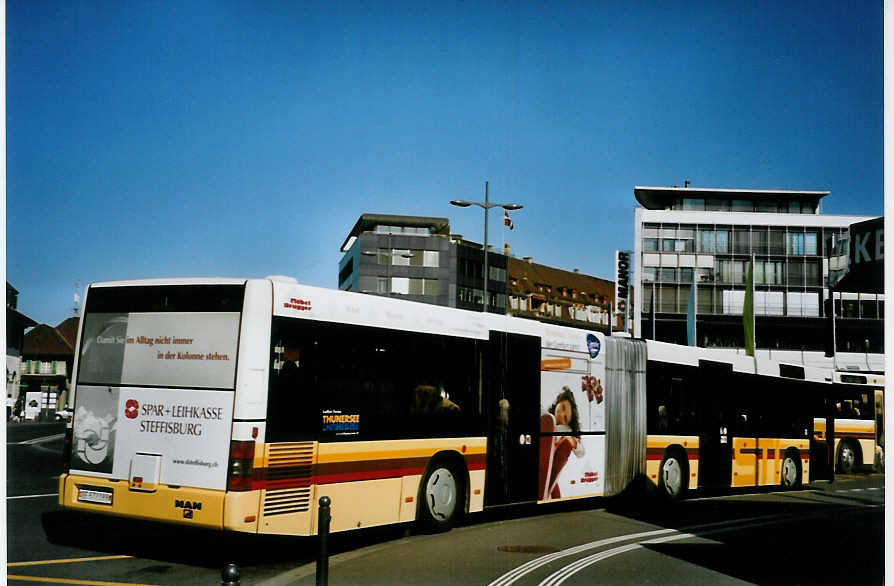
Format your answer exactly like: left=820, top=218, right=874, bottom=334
left=58, top=277, right=865, bottom=536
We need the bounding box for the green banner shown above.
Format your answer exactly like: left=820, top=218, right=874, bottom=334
left=743, top=259, right=755, bottom=356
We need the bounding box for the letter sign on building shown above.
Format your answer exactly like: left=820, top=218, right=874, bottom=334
left=615, top=250, right=631, bottom=316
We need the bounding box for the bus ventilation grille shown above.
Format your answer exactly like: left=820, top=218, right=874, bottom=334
left=263, top=442, right=314, bottom=516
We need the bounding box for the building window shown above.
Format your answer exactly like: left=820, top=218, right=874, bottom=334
left=391, top=277, right=409, bottom=294
left=393, top=250, right=411, bottom=266
left=642, top=267, right=657, bottom=282
left=424, top=279, right=440, bottom=296
left=769, top=229, right=786, bottom=255
left=488, top=266, right=506, bottom=282
left=683, top=198, right=704, bottom=211
left=805, top=232, right=818, bottom=255
left=660, top=268, right=676, bottom=282
left=696, top=267, right=714, bottom=283
left=458, top=286, right=482, bottom=304
left=787, top=292, right=819, bottom=317
left=752, top=229, right=768, bottom=255
left=643, top=238, right=659, bottom=252
left=377, top=277, right=389, bottom=293
left=424, top=251, right=439, bottom=267
left=732, top=199, right=753, bottom=212
left=680, top=268, right=693, bottom=283
left=787, top=232, right=805, bottom=255
left=716, top=230, right=730, bottom=254
left=733, top=229, right=750, bottom=254
left=787, top=260, right=805, bottom=287
left=698, top=230, right=715, bottom=253
left=757, top=199, right=777, bottom=213
left=806, top=260, right=821, bottom=286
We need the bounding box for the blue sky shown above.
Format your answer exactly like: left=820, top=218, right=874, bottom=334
left=6, top=1, right=883, bottom=327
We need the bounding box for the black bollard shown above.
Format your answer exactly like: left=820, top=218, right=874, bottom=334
left=316, top=496, right=331, bottom=586
left=221, top=563, right=240, bottom=586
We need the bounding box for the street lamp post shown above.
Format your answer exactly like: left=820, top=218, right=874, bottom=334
left=450, top=181, right=523, bottom=313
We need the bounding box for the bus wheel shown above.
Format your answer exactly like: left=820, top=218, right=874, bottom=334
left=837, top=441, right=858, bottom=474
left=780, top=451, right=801, bottom=488
left=418, top=462, right=463, bottom=532
left=658, top=451, right=688, bottom=501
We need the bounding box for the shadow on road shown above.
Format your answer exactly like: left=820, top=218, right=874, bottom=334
left=41, top=509, right=415, bottom=571
left=599, top=476, right=884, bottom=585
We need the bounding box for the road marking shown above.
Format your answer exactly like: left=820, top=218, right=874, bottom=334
left=536, top=506, right=883, bottom=586
left=6, top=493, right=58, bottom=500
left=491, top=503, right=883, bottom=586
left=7, top=576, right=147, bottom=585
left=8, top=555, right=133, bottom=567
left=488, top=515, right=787, bottom=586
left=9, top=433, right=65, bottom=446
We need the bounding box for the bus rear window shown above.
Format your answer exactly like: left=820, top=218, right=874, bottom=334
left=77, top=285, right=244, bottom=389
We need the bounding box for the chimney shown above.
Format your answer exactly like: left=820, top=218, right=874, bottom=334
left=523, top=256, right=533, bottom=264
left=573, top=268, right=580, bottom=273
left=503, top=243, right=510, bottom=256
left=684, top=180, right=691, bottom=188
left=487, top=244, right=493, bottom=251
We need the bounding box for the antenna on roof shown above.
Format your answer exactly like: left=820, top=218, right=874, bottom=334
left=684, top=180, right=691, bottom=188
left=73, top=281, right=81, bottom=316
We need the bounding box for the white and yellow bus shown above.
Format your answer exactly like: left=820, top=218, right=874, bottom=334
left=59, top=277, right=834, bottom=534
left=812, top=371, right=884, bottom=474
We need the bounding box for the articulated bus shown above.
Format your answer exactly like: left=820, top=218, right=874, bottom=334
left=812, top=371, right=884, bottom=474
left=59, top=277, right=838, bottom=535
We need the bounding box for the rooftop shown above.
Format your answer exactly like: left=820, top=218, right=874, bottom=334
left=341, top=213, right=450, bottom=252
left=634, top=185, right=829, bottom=210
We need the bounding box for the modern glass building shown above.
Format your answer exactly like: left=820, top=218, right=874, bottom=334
left=633, top=186, right=882, bottom=361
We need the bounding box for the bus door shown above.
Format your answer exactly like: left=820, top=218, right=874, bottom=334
left=696, top=361, right=735, bottom=489
left=484, top=331, right=541, bottom=506
left=810, top=391, right=835, bottom=481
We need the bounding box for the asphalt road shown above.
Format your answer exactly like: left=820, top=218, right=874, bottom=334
left=6, top=422, right=886, bottom=585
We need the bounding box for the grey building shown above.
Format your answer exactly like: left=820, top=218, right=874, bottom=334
left=339, top=214, right=508, bottom=314
left=633, top=186, right=883, bottom=364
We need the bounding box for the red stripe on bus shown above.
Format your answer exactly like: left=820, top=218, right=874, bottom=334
left=645, top=447, right=699, bottom=460
left=838, top=432, right=876, bottom=440
left=248, top=452, right=486, bottom=490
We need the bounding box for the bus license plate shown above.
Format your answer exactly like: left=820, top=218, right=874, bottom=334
left=78, top=487, right=113, bottom=505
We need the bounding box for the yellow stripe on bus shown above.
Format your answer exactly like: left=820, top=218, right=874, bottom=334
left=256, top=438, right=487, bottom=466
left=8, top=555, right=133, bottom=567
left=6, top=575, right=148, bottom=586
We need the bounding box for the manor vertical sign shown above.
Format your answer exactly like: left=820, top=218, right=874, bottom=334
left=614, top=250, right=631, bottom=331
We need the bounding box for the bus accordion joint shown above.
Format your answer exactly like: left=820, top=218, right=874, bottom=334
left=228, top=440, right=256, bottom=491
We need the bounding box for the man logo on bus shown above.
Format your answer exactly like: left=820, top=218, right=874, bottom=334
left=586, top=334, right=600, bottom=359
left=124, top=399, right=139, bottom=419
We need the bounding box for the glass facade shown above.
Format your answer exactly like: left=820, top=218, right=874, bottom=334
left=640, top=222, right=851, bottom=319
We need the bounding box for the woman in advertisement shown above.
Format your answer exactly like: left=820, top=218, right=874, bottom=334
left=541, top=386, right=585, bottom=499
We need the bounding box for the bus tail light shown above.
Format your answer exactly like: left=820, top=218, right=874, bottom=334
left=228, top=440, right=256, bottom=491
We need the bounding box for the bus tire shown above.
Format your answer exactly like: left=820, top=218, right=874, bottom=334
left=780, top=449, right=802, bottom=489
left=658, top=448, right=688, bottom=501
left=417, top=459, right=464, bottom=533
left=837, top=440, right=860, bottom=474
